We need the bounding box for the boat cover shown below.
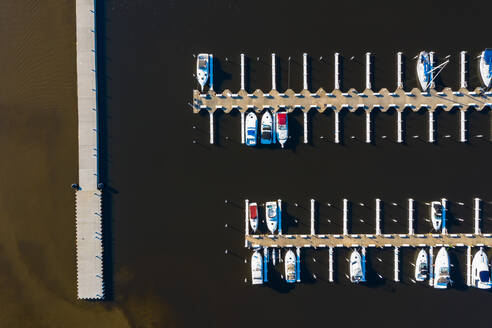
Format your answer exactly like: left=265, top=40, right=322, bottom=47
left=277, top=113, right=287, bottom=125
left=250, top=205, right=257, bottom=219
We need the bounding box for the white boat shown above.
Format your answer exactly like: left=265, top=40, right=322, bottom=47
left=275, top=111, right=288, bottom=148
left=196, top=53, right=209, bottom=91
left=430, top=201, right=443, bottom=231
left=417, top=51, right=432, bottom=91
left=471, top=247, right=491, bottom=289
left=349, top=249, right=364, bottom=283
left=260, top=111, right=273, bottom=144
left=265, top=201, right=278, bottom=234
left=433, top=247, right=451, bottom=289
left=479, top=49, right=492, bottom=88
left=251, top=251, right=263, bottom=285
left=249, top=202, right=258, bottom=233
left=415, top=249, right=429, bottom=282
left=245, top=112, right=258, bottom=146
left=284, top=249, right=296, bottom=283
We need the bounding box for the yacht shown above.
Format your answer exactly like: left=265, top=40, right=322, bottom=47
left=196, top=53, right=209, bottom=91
left=251, top=251, right=263, bottom=285
left=349, top=249, right=365, bottom=283
left=245, top=112, right=258, bottom=147
left=284, top=249, right=297, bottom=283
left=430, top=201, right=443, bottom=231
left=417, top=51, right=432, bottom=91
left=249, top=202, right=258, bottom=233
left=479, top=49, right=492, bottom=88
left=260, top=111, right=273, bottom=144
left=276, top=111, right=288, bottom=148
left=265, top=201, right=278, bottom=234
left=415, top=249, right=429, bottom=282
left=434, top=247, right=451, bottom=289
left=471, top=247, right=491, bottom=289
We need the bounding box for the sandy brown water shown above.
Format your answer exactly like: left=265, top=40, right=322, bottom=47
left=2, top=0, right=492, bottom=327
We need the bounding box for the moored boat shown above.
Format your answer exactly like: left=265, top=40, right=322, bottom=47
left=349, top=249, right=365, bottom=283
left=430, top=201, right=443, bottom=231
left=245, top=112, right=258, bottom=147
left=196, top=53, right=209, bottom=91
left=471, top=247, right=491, bottom=289
left=276, top=111, right=288, bottom=148
left=417, top=51, right=432, bottom=91
left=284, top=249, right=296, bottom=283
left=249, top=202, right=258, bottom=233
left=415, top=249, right=429, bottom=282
left=479, top=49, right=492, bottom=88
left=251, top=251, right=263, bottom=285
left=265, top=201, right=278, bottom=234
left=260, top=111, right=273, bottom=144
left=433, top=247, right=451, bottom=289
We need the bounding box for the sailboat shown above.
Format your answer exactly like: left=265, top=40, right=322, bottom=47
left=479, top=49, right=492, bottom=88
left=415, top=249, right=429, bottom=282
left=471, top=247, right=491, bottom=289
left=196, top=53, right=209, bottom=91
left=284, top=249, right=296, bottom=283
left=417, top=51, right=432, bottom=91
left=251, top=251, right=263, bottom=285
left=433, top=247, right=451, bottom=289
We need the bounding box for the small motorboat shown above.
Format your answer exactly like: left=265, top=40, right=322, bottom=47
left=433, top=247, right=451, bottom=289
left=471, top=247, right=491, bottom=289
left=196, top=53, right=209, bottom=91
left=284, top=249, right=297, bottom=283
left=349, top=249, right=365, bottom=283
left=417, top=51, right=432, bottom=91
left=276, top=111, right=288, bottom=148
left=249, top=202, right=258, bottom=233
left=479, top=49, right=492, bottom=88
left=265, top=201, right=278, bottom=234
left=430, top=201, right=443, bottom=231
left=415, top=249, right=429, bottom=282
left=245, top=112, right=258, bottom=147
left=251, top=251, right=263, bottom=285
left=260, top=111, right=273, bottom=144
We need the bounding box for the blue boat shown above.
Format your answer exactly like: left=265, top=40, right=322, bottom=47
left=245, top=112, right=257, bottom=147
left=417, top=51, right=432, bottom=91
left=260, top=111, right=273, bottom=144
left=480, top=49, right=492, bottom=87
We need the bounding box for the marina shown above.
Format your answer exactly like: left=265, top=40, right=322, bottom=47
left=244, top=198, right=492, bottom=287
left=192, top=52, right=492, bottom=145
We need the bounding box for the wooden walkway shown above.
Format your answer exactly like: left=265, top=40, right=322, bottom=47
left=75, top=0, right=103, bottom=300
left=246, top=233, right=492, bottom=248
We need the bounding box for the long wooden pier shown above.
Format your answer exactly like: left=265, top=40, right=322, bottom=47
left=75, top=0, right=103, bottom=300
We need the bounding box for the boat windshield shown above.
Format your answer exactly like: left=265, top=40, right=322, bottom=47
left=419, top=263, right=428, bottom=273
left=199, top=58, right=208, bottom=69
left=286, top=264, right=296, bottom=280
left=267, top=205, right=276, bottom=218
left=439, top=267, right=449, bottom=275
left=247, top=130, right=256, bottom=136
left=480, top=270, right=489, bottom=282
left=433, top=204, right=442, bottom=216
left=261, top=131, right=272, bottom=139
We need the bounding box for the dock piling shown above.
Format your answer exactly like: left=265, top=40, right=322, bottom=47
left=460, top=110, right=467, bottom=143
left=329, top=246, right=334, bottom=282
left=240, top=53, right=245, bottom=90
left=304, top=111, right=308, bottom=144
left=240, top=111, right=245, bottom=144
left=429, top=246, right=434, bottom=286
left=310, top=199, right=315, bottom=235
left=394, top=247, right=400, bottom=282
left=408, top=198, right=414, bottom=235
left=209, top=111, right=214, bottom=144
left=271, top=53, right=276, bottom=90
left=334, top=52, right=341, bottom=90
left=460, top=51, right=467, bottom=89
left=365, top=110, right=371, bottom=143
left=474, top=197, right=481, bottom=234
left=466, top=246, right=471, bottom=286
left=375, top=198, right=382, bottom=235
left=335, top=110, right=340, bottom=143
left=343, top=198, right=349, bottom=235
left=428, top=110, right=435, bottom=143
left=397, top=52, right=403, bottom=89
left=365, top=52, right=372, bottom=90
left=303, top=53, right=308, bottom=90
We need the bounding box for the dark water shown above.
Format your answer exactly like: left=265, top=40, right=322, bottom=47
left=2, top=0, right=492, bottom=327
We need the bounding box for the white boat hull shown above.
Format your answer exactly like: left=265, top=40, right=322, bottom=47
left=249, top=203, right=258, bottom=233
left=472, top=248, right=491, bottom=289
left=434, top=247, right=450, bottom=289
left=275, top=112, right=288, bottom=148
left=260, top=111, right=273, bottom=144
left=431, top=201, right=443, bottom=231
left=415, top=249, right=428, bottom=282
left=479, top=50, right=492, bottom=88
left=417, top=51, right=431, bottom=91
left=245, top=112, right=258, bottom=147
left=350, top=250, right=364, bottom=283
left=284, top=250, right=296, bottom=283
left=251, top=251, right=263, bottom=285
left=265, top=201, right=278, bottom=234
left=196, top=53, right=209, bottom=91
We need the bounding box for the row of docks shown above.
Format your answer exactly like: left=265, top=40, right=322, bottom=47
left=192, top=52, right=492, bottom=145
left=244, top=199, right=492, bottom=287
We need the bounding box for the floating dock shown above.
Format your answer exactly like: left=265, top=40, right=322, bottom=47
left=192, top=52, right=492, bottom=144
left=75, top=0, right=103, bottom=300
